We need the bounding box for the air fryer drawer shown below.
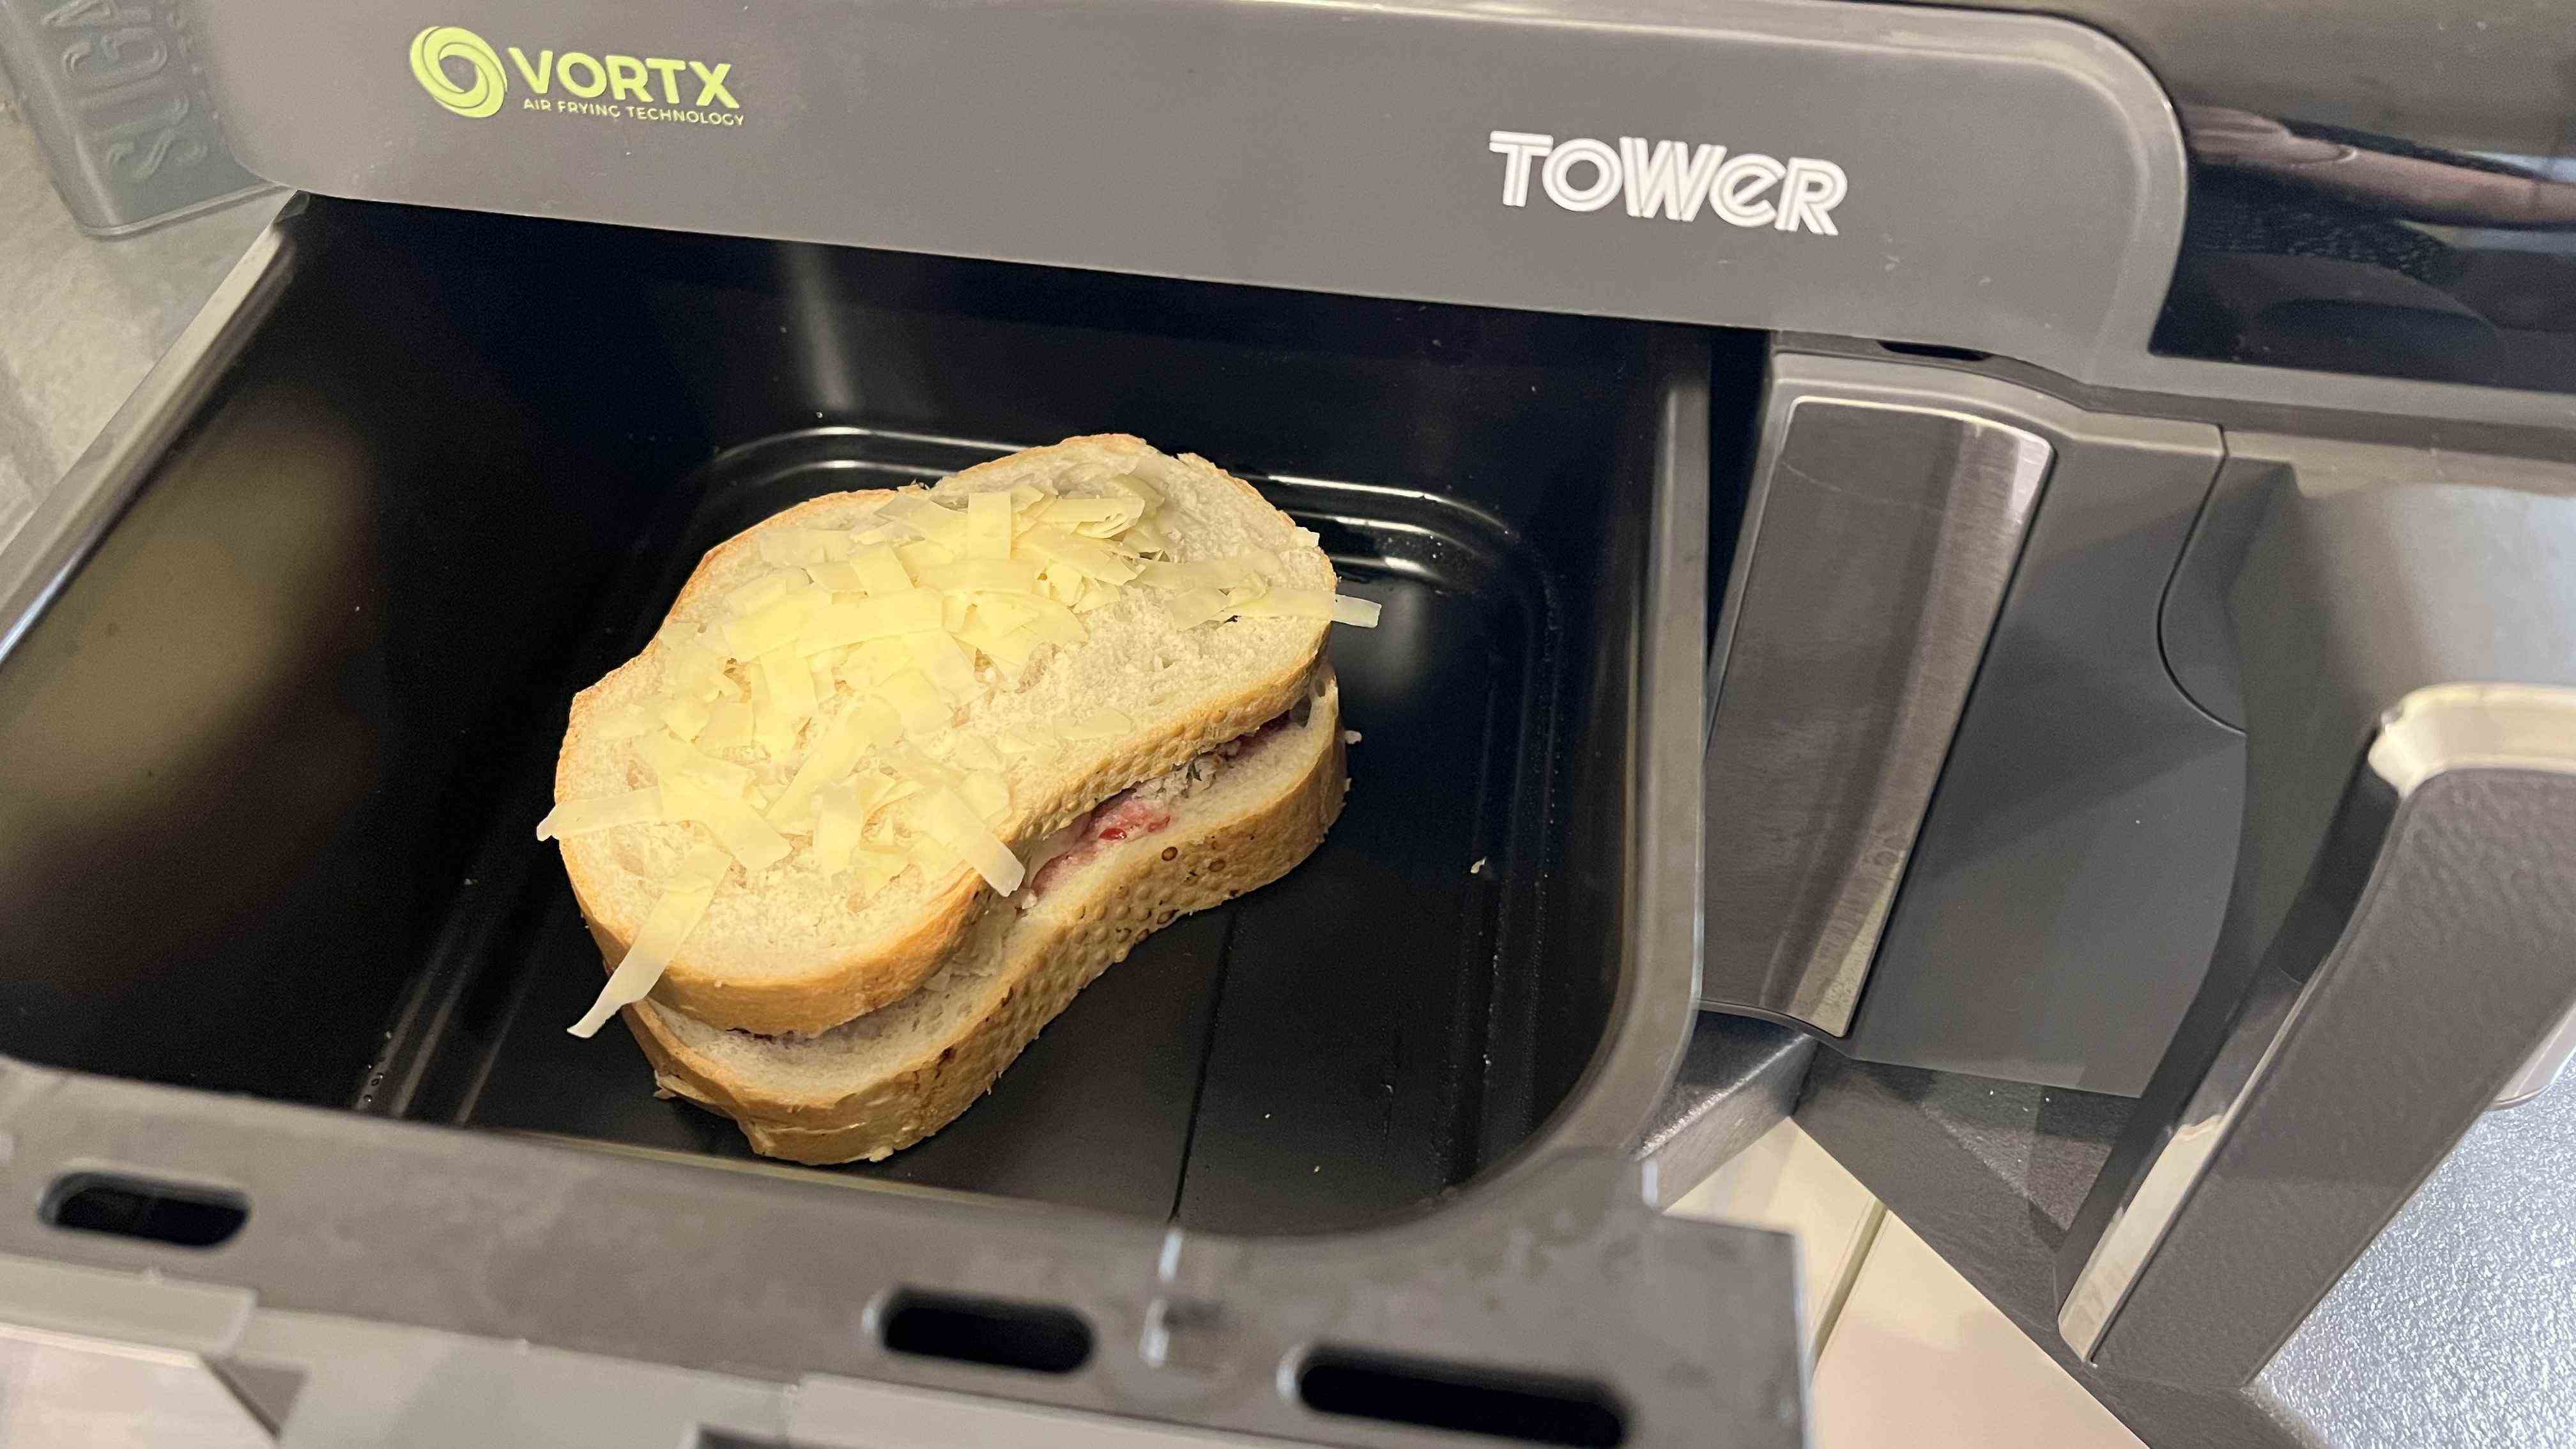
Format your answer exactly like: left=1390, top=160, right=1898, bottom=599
left=0, top=199, right=1792, bottom=1447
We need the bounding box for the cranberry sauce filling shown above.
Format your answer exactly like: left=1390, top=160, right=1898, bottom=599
left=1024, top=700, right=1307, bottom=898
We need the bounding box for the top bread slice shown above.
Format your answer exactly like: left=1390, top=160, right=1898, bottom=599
left=553, top=436, right=1335, bottom=1035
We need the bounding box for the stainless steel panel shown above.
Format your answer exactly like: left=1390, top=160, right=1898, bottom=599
left=1704, top=397, right=2049, bottom=1033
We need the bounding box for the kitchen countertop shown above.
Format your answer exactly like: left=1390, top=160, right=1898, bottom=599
left=6, top=98, right=2566, bottom=1449
left=1798, top=1049, right=2576, bottom=1449
left=0, top=105, right=281, bottom=548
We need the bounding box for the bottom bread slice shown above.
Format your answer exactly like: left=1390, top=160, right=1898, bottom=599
left=625, top=670, right=1347, bottom=1163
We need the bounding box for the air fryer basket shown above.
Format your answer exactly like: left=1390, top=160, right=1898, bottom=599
left=0, top=199, right=1791, bottom=1445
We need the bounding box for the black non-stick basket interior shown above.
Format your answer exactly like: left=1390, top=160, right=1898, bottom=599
left=0, top=199, right=1722, bottom=1236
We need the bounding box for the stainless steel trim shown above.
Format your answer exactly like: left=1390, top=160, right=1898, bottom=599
left=2058, top=682, right=2576, bottom=1361
left=1703, top=396, right=2050, bottom=1034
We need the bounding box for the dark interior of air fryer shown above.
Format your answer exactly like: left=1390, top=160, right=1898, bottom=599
left=0, top=200, right=1735, bottom=1235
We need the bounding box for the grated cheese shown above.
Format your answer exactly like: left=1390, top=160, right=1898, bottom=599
left=567, top=844, right=732, bottom=1037
left=911, top=786, right=1025, bottom=894
left=696, top=700, right=755, bottom=751
left=965, top=491, right=1014, bottom=560
left=882, top=493, right=969, bottom=550
left=914, top=558, right=1042, bottom=595
left=1224, top=588, right=1384, bottom=628
left=663, top=778, right=794, bottom=872
left=724, top=587, right=826, bottom=661
left=1018, top=523, right=1141, bottom=584
left=769, top=695, right=898, bottom=829
left=880, top=668, right=952, bottom=736
left=536, top=786, right=664, bottom=840
left=907, top=631, right=981, bottom=702
left=756, top=529, right=856, bottom=567
left=796, top=588, right=946, bottom=654
left=662, top=692, right=715, bottom=742
left=725, top=569, right=806, bottom=617
left=640, top=730, right=756, bottom=795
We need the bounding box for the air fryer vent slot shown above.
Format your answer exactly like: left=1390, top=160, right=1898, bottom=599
left=41, top=1172, right=248, bottom=1248
left=881, top=1290, right=1093, bottom=1375
left=1298, top=1347, right=1625, bottom=1446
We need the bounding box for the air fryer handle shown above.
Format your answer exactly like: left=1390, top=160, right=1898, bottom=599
left=2056, top=459, right=2576, bottom=1388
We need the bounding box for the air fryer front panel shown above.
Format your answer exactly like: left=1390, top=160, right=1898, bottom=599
left=185, top=0, right=2186, bottom=387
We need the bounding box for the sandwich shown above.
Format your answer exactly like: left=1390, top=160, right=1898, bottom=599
left=537, top=436, right=1374, bottom=1162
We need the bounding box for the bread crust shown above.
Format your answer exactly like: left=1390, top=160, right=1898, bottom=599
left=625, top=678, right=1348, bottom=1162
left=555, top=436, right=1329, bottom=1036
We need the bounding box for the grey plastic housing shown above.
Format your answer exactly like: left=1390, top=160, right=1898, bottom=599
left=2060, top=433, right=2576, bottom=1388
left=180, top=0, right=2186, bottom=388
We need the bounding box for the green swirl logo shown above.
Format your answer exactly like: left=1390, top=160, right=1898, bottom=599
left=409, top=25, right=507, bottom=118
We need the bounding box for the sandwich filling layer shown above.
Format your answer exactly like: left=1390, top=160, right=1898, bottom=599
left=1025, top=693, right=1312, bottom=900
left=625, top=669, right=1345, bottom=1158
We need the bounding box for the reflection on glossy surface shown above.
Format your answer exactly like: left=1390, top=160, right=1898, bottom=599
left=2156, top=108, right=2576, bottom=394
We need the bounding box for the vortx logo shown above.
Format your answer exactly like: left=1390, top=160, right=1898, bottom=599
left=1487, top=131, right=1846, bottom=235
left=408, top=23, right=742, bottom=125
